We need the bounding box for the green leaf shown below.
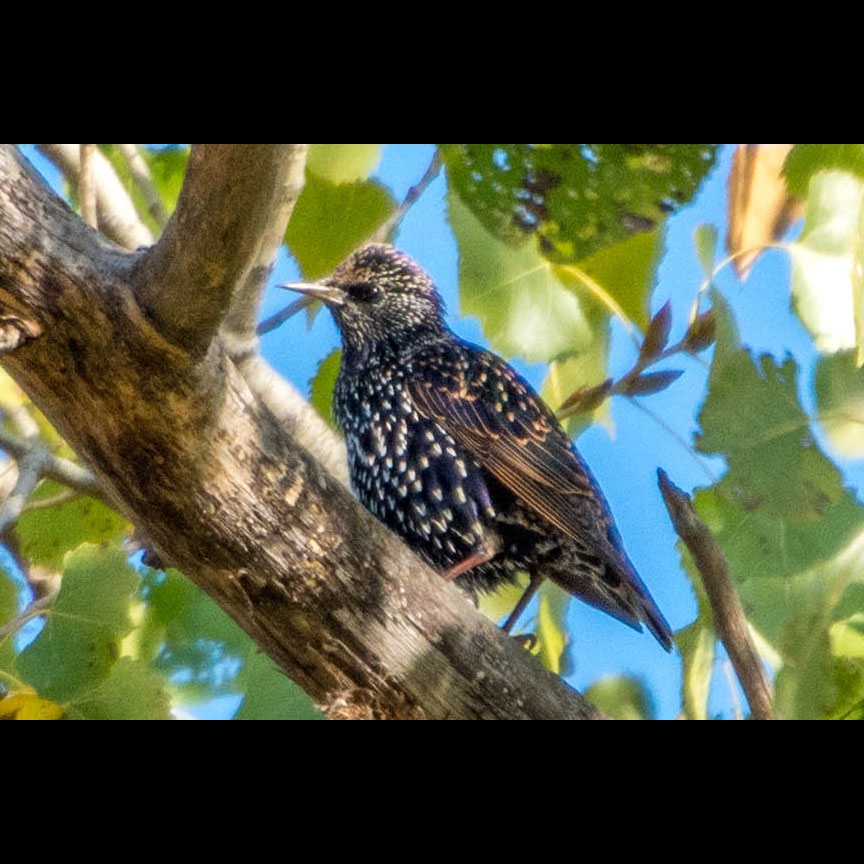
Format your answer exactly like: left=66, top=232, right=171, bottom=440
left=543, top=356, right=612, bottom=438
left=14, top=482, right=128, bottom=572
left=66, top=657, right=173, bottom=720
left=574, top=229, right=662, bottom=329
left=695, top=485, right=864, bottom=583
left=0, top=569, right=20, bottom=675
left=698, top=295, right=848, bottom=524
left=451, top=192, right=603, bottom=364
left=789, top=171, right=864, bottom=356
left=695, top=223, right=720, bottom=279
left=309, top=350, right=342, bottom=430
left=146, top=145, right=189, bottom=217
left=773, top=606, right=836, bottom=721
left=235, top=652, right=322, bottom=721
left=307, top=144, right=383, bottom=184
left=816, top=351, right=864, bottom=458
left=17, top=545, right=139, bottom=703
left=287, top=173, right=396, bottom=280
left=784, top=144, right=864, bottom=197
left=441, top=143, right=718, bottom=263
left=586, top=676, right=655, bottom=721
left=535, top=585, right=571, bottom=676
left=826, top=659, right=864, bottom=720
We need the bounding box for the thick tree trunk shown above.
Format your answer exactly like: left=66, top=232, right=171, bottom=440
left=0, top=144, right=601, bottom=720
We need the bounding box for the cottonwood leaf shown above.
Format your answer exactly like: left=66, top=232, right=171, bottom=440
left=17, top=545, right=139, bottom=703
left=288, top=173, right=396, bottom=280
left=307, top=145, right=382, bottom=184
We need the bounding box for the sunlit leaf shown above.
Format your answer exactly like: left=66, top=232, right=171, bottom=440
left=535, top=585, right=571, bottom=676
left=0, top=693, right=64, bottom=720
left=789, top=171, right=864, bottom=357
left=816, top=351, right=864, bottom=458
left=695, top=223, right=719, bottom=280
left=307, top=144, right=383, bottom=184
left=288, top=173, right=396, bottom=280
left=451, top=192, right=602, bottom=364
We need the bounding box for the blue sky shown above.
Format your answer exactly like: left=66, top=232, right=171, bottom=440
left=20, top=144, right=854, bottom=720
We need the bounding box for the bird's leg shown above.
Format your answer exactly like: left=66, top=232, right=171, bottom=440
left=502, top=574, right=546, bottom=634
left=442, top=551, right=495, bottom=582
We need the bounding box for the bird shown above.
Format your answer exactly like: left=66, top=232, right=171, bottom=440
left=284, top=243, right=674, bottom=652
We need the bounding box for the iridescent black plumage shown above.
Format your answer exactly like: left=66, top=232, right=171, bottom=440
left=286, top=244, right=674, bottom=651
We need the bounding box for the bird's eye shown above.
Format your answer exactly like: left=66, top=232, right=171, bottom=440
left=347, top=282, right=381, bottom=303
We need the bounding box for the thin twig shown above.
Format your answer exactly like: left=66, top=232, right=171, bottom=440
left=24, top=490, right=80, bottom=511
left=257, top=296, right=314, bottom=337
left=0, top=430, right=104, bottom=499
left=658, top=469, right=775, bottom=721
left=116, top=144, right=169, bottom=229
left=0, top=448, right=47, bottom=533
left=79, top=144, right=98, bottom=229
left=0, top=594, right=56, bottom=644
left=261, top=153, right=445, bottom=336
left=35, top=144, right=154, bottom=250
left=373, top=152, right=443, bottom=242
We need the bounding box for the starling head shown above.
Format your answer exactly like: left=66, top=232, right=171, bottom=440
left=284, top=244, right=446, bottom=352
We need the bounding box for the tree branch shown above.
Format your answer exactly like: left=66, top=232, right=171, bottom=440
left=79, top=144, right=98, bottom=229
left=0, top=143, right=601, bottom=720
left=133, top=144, right=309, bottom=356
left=116, top=144, right=169, bottom=229
left=0, top=430, right=104, bottom=499
left=35, top=144, right=153, bottom=250
left=658, top=470, right=775, bottom=721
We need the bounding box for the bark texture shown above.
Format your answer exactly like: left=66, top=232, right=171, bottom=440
left=0, top=144, right=601, bottom=720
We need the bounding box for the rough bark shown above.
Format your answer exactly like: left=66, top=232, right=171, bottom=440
left=0, top=144, right=601, bottom=720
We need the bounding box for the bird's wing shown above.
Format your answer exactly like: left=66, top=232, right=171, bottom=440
left=408, top=342, right=674, bottom=652
left=407, top=343, right=612, bottom=550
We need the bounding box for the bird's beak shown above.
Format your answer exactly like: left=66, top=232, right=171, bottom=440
left=280, top=282, right=345, bottom=308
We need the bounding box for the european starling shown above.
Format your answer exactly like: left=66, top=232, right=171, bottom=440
left=286, top=244, right=674, bottom=652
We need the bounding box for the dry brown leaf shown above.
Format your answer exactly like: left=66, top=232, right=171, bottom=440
left=727, top=144, right=805, bottom=281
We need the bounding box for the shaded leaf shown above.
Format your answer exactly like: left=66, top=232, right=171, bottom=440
left=698, top=295, right=848, bottom=523
left=309, top=350, right=342, bottom=430
left=235, top=652, right=322, bottom=721
left=17, top=545, right=139, bottom=703
left=586, top=676, right=654, bottom=721
left=15, top=481, right=128, bottom=572
left=441, top=143, right=718, bottom=263
left=0, top=568, right=19, bottom=673
left=784, top=144, right=864, bottom=197
left=66, top=657, right=173, bottom=721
